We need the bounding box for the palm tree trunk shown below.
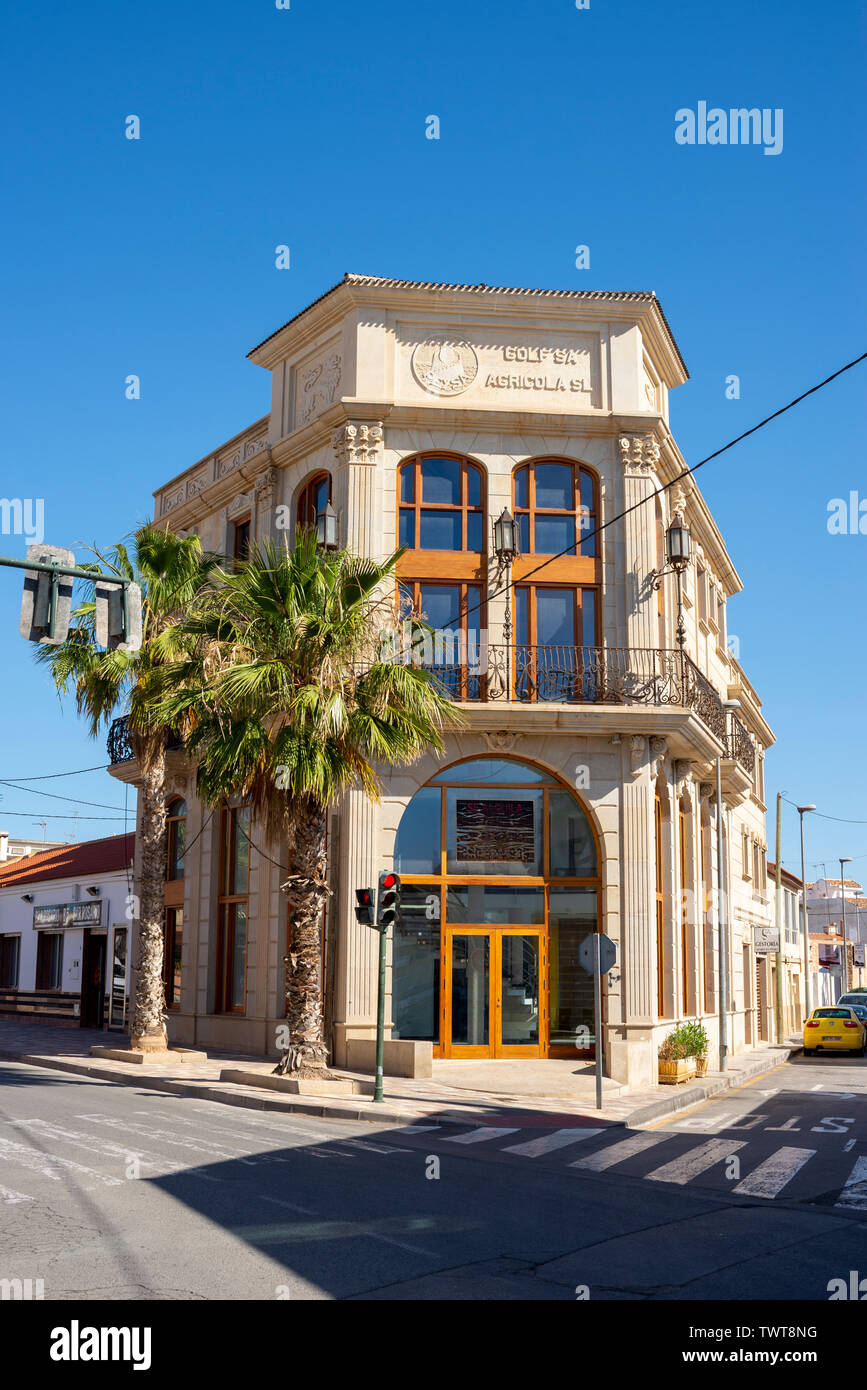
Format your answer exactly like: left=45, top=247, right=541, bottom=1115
left=129, top=739, right=168, bottom=1052
left=275, top=796, right=329, bottom=1076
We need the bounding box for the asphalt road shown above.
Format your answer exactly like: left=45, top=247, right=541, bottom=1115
left=1, top=1053, right=865, bottom=1301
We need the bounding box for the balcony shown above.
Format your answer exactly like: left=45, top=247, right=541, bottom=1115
left=107, top=716, right=183, bottom=767
left=418, top=645, right=756, bottom=776
left=106, top=651, right=757, bottom=780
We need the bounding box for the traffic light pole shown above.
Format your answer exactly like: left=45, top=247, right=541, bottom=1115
left=373, top=923, right=387, bottom=1104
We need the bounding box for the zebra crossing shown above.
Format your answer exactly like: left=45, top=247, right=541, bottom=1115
left=391, top=1120, right=867, bottom=1209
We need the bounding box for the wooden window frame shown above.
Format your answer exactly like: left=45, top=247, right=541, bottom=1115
left=398, top=579, right=487, bottom=700
left=36, top=932, right=63, bottom=991
left=514, top=583, right=599, bottom=649
left=164, top=906, right=183, bottom=1010
left=166, top=798, right=187, bottom=884
left=231, top=515, right=251, bottom=569
left=513, top=459, right=598, bottom=557
left=0, top=935, right=20, bottom=990
left=397, top=454, right=485, bottom=561
left=215, top=802, right=251, bottom=1015
left=297, top=471, right=332, bottom=530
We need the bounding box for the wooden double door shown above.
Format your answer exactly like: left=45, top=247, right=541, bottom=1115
left=441, top=927, right=546, bottom=1057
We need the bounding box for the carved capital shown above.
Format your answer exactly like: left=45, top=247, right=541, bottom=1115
left=674, top=758, right=692, bottom=786
left=254, top=466, right=279, bottom=506
left=619, top=434, right=661, bottom=474
left=332, top=421, right=383, bottom=468
left=699, top=781, right=715, bottom=804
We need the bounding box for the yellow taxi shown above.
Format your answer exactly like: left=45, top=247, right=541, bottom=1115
left=803, top=1006, right=867, bottom=1056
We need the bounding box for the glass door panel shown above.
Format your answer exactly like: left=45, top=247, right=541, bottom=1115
left=500, top=934, right=540, bottom=1047
left=450, top=934, right=490, bottom=1047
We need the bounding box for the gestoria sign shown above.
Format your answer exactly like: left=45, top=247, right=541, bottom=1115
left=754, top=926, right=780, bottom=955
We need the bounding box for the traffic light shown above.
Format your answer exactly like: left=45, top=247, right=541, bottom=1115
left=95, top=579, right=143, bottom=652
left=19, top=544, right=75, bottom=645
left=377, top=871, right=401, bottom=930
left=354, top=887, right=375, bottom=925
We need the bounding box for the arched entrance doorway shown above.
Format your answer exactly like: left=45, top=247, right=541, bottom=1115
left=393, top=755, right=601, bottom=1058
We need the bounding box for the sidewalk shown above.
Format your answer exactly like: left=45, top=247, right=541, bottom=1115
left=0, top=1018, right=801, bottom=1129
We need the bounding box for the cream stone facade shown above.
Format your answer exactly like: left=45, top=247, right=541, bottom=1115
left=110, top=275, right=775, bottom=1089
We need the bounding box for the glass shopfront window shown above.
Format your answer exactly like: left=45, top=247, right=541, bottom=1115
left=392, top=756, right=601, bottom=1058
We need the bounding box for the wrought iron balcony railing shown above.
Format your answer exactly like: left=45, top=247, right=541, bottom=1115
left=107, top=715, right=182, bottom=766
left=415, top=645, right=756, bottom=776
left=106, top=650, right=757, bottom=779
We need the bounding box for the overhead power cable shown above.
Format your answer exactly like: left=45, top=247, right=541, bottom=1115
left=437, top=350, right=867, bottom=632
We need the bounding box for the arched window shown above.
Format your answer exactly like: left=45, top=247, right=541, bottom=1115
left=392, top=756, right=600, bottom=1058
left=398, top=455, right=485, bottom=552
left=297, top=472, right=332, bottom=530
left=513, top=459, right=597, bottom=557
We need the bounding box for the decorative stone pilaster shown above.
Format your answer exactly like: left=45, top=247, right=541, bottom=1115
left=621, top=752, right=655, bottom=1022
left=254, top=466, right=280, bottom=545
left=332, top=789, right=382, bottom=1063
left=620, top=433, right=662, bottom=649
left=331, top=422, right=384, bottom=556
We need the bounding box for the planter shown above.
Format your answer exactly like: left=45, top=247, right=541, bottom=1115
left=658, top=1057, right=696, bottom=1085
left=695, top=1055, right=709, bottom=1077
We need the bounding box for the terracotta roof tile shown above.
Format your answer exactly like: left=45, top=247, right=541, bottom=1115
left=0, top=834, right=135, bottom=888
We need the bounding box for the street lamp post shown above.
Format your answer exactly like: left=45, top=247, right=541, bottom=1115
left=493, top=508, right=520, bottom=701
left=797, top=805, right=816, bottom=1018
left=650, top=513, right=692, bottom=649
left=839, top=856, right=852, bottom=997
left=716, top=697, right=741, bottom=1072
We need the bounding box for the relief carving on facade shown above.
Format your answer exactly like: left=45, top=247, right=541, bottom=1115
left=649, top=735, right=668, bottom=776
left=481, top=730, right=521, bottom=754
left=332, top=422, right=384, bottom=467
left=619, top=434, right=661, bottom=473
left=630, top=734, right=646, bottom=773
left=411, top=337, right=479, bottom=396
left=160, top=486, right=186, bottom=517
left=299, top=353, right=342, bottom=425
left=226, top=491, right=252, bottom=519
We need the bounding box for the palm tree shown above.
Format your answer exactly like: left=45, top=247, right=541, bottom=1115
left=35, top=525, right=223, bottom=1052
left=155, top=531, right=457, bottom=1076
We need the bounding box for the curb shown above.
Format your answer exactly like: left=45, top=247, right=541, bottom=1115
left=0, top=1042, right=801, bottom=1130
left=625, top=1044, right=801, bottom=1126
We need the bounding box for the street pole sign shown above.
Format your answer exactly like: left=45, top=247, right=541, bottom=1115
left=579, top=932, right=616, bottom=1110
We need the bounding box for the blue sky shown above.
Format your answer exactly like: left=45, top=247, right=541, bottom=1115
left=0, top=0, right=863, bottom=875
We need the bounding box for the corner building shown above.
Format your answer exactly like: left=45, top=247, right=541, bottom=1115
left=110, top=275, right=774, bottom=1089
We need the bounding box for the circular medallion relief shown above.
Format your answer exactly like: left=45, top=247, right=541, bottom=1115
left=411, top=337, right=478, bottom=396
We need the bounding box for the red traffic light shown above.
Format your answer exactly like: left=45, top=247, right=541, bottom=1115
left=381, top=872, right=398, bottom=890
left=354, top=886, right=375, bottom=925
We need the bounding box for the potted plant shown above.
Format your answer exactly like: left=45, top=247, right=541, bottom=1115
left=683, top=1020, right=710, bottom=1076
left=658, top=1024, right=697, bottom=1085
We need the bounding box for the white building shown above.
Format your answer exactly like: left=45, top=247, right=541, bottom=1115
left=0, top=834, right=135, bottom=1029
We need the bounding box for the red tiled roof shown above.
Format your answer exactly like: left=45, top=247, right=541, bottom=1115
left=0, top=834, right=135, bottom=887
